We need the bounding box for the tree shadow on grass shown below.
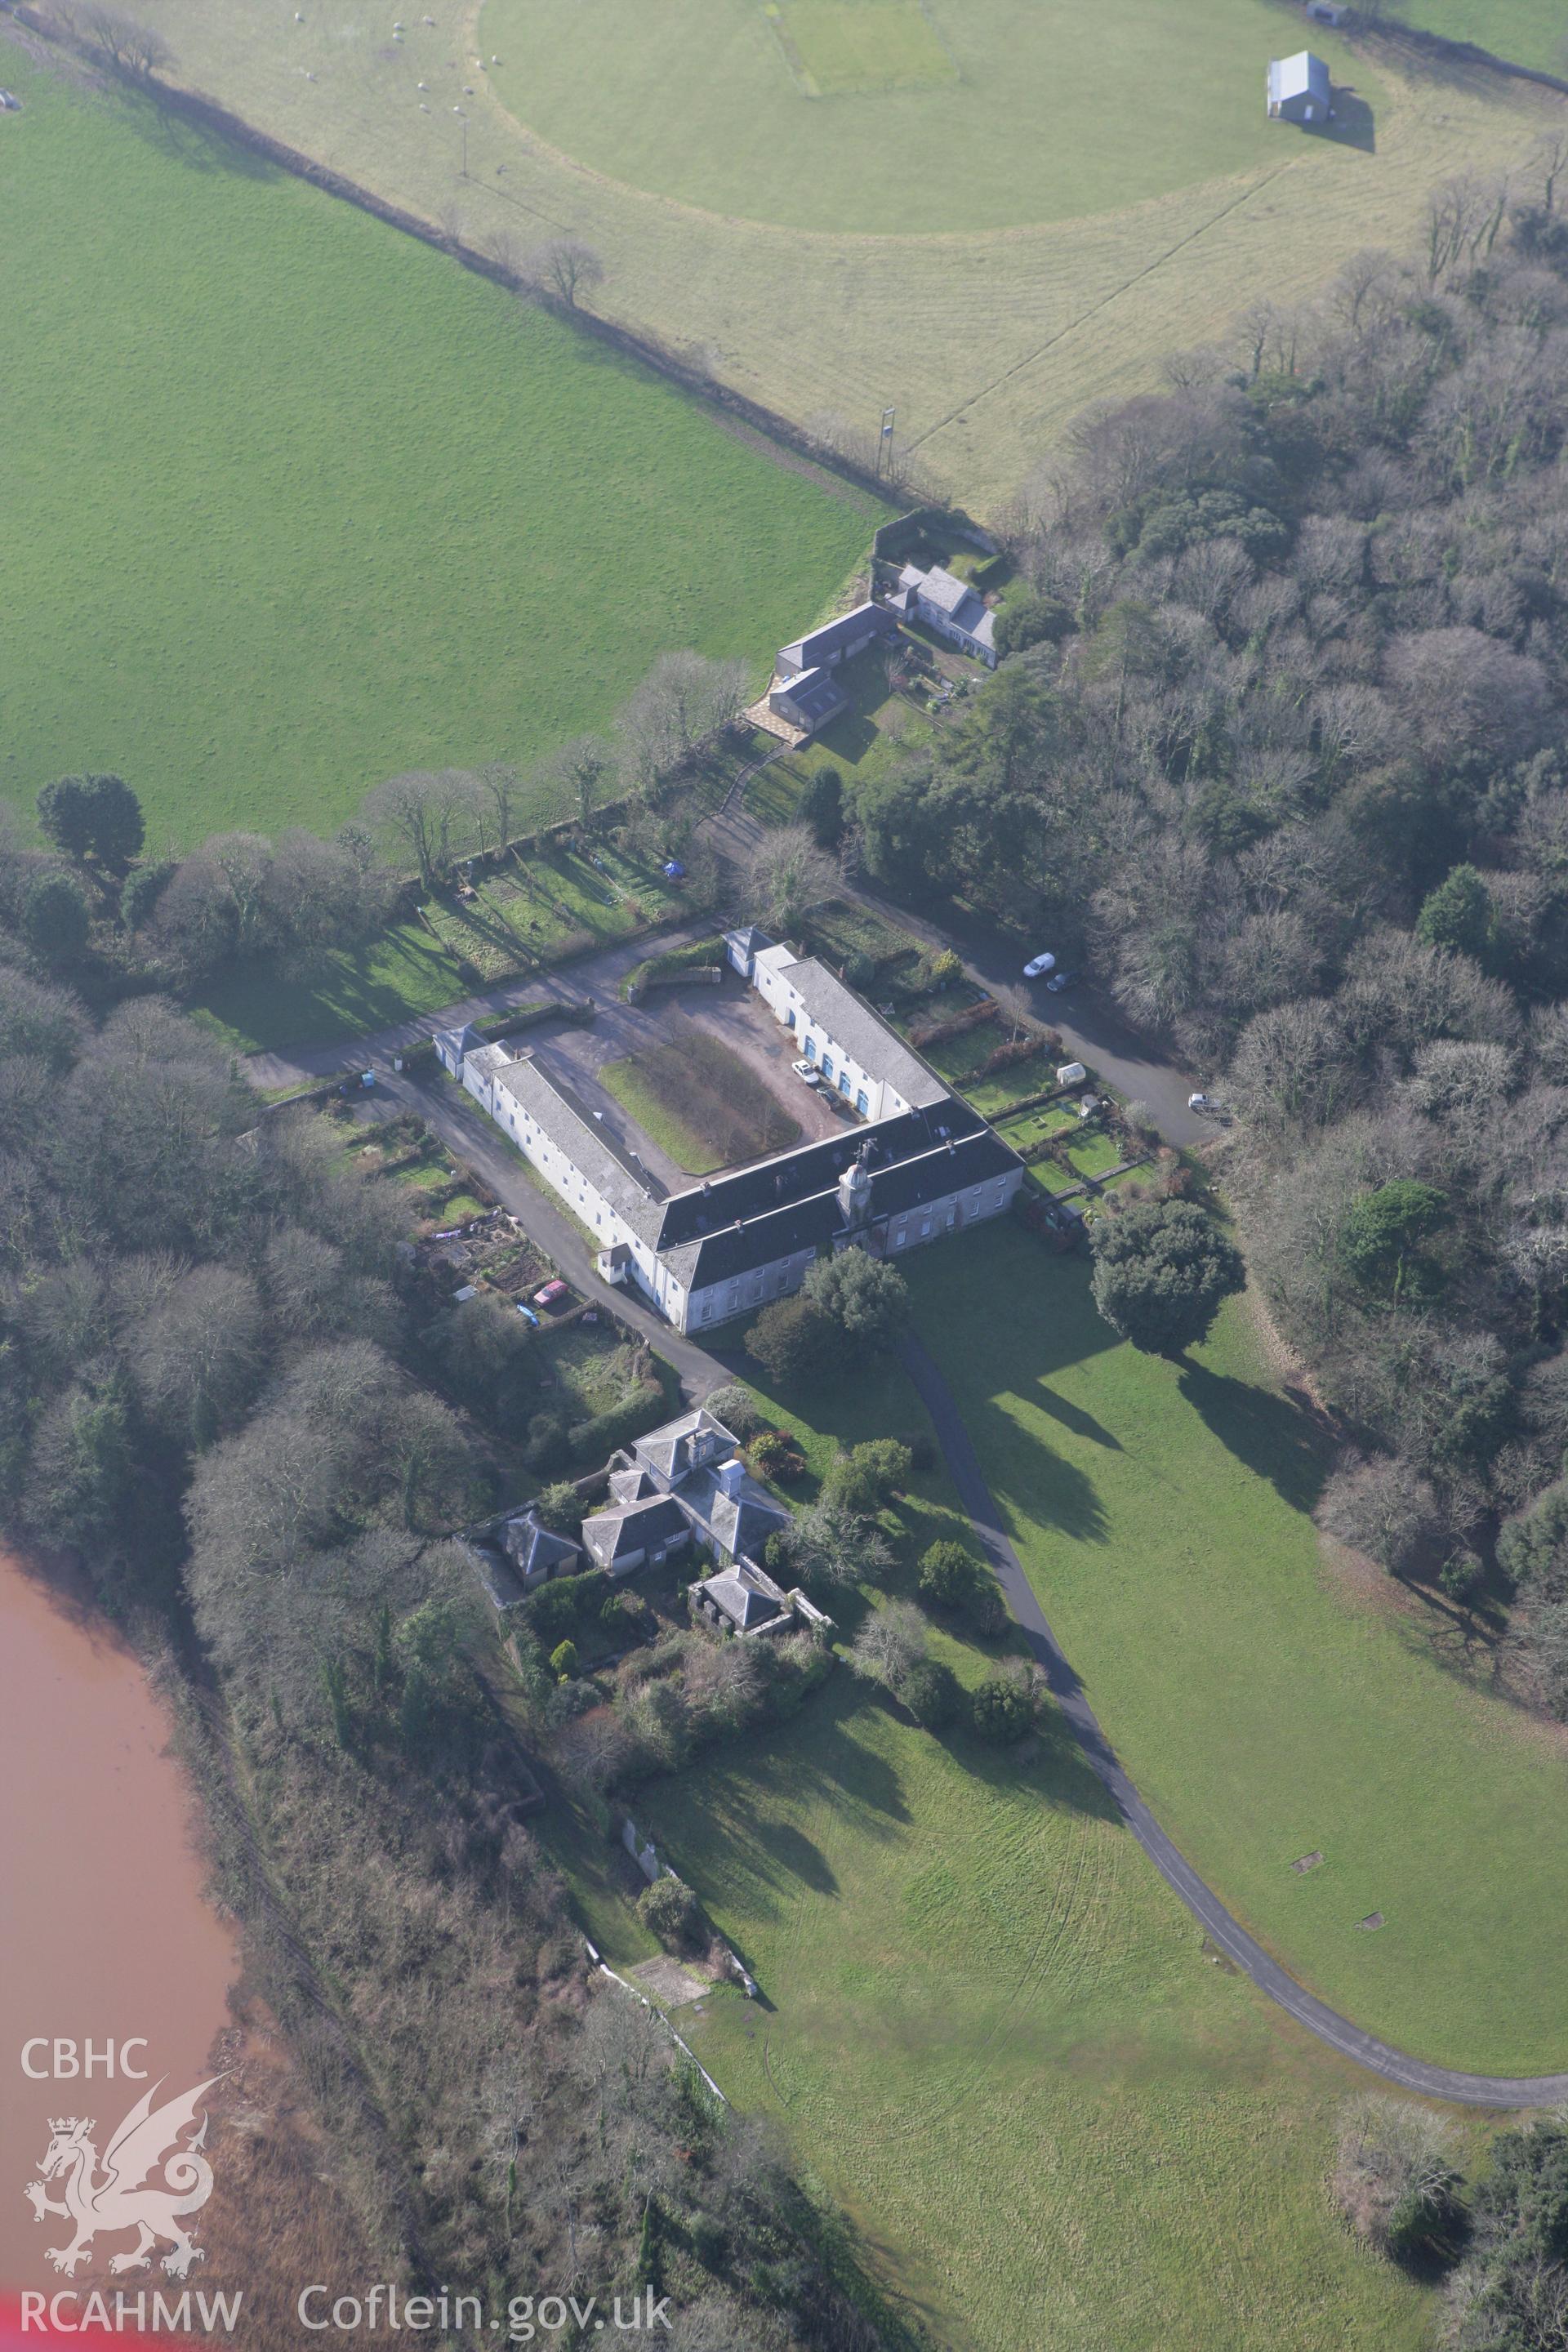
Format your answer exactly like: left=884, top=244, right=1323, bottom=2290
left=947, top=1713, right=1120, bottom=1825
left=964, top=1389, right=1109, bottom=1544
left=1176, top=1360, right=1326, bottom=1515
left=1027, top=1384, right=1122, bottom=1451
left=102, top=83, right=282, bottom=180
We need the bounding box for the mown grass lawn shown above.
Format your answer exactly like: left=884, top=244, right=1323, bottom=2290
left=909, top=1222, right=1568, bottom=2075
left=0, top=46, right=868, bottom=847
left=672, top=1694, right=1433, bottom=2352
left=555, top=1350, right=1437, bottom=2352
left=486, top=0, right=1373, bottom=236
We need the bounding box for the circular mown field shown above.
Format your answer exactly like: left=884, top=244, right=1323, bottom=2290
left=481, top=0, right=1372, bottom=236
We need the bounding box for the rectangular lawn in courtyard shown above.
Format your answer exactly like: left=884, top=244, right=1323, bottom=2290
left=599, top=1033, right=800, bottom=1173
left=0, top=44, right=871, bottom=848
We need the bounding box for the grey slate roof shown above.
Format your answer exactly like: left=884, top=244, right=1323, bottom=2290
left=492, top=1056, right=666, bottom=1243
left=770, top=666, right=846, bottom=728
left=777, top=601, right=898, bottom=675
left=634, top=1409, right=735, bottom=1486
left=581, top=1493, right=691, bottom=1566
left=607, top=1463, right=658, bottom=1504
left=699, top=1563, right=786, bottom=1629
left=915, top=564, right=973, bottom=617
left=499, top=1511, right=581, bottom=1582
left=758, top=950, right=948, bottom=1110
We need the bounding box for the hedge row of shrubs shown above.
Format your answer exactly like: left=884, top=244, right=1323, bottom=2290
left=621, top=937, right=726, bottom=1002
left=566, top=1379, right=670, bottom=1466
left=909, top=996, right=998, bottom=1049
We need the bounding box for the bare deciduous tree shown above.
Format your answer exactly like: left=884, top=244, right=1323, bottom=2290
left=75, top=6, right=171, bottom=75
left=525, top=238, right=604, bottom=310
left=850, top=1599, right=928, bottom=1694
left=360, top=769, right=479, bottom=893
left=746, top=822, right=839, bottom=937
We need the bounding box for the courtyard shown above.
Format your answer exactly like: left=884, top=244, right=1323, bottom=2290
left=523, top=965, right=845, bottom=1188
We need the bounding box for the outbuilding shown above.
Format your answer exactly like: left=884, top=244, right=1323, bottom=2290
left=1267, top=51, right=1332, bottom=123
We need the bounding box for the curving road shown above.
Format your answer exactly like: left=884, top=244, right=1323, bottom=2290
left=898, top=1329, right=1568, bottom=2110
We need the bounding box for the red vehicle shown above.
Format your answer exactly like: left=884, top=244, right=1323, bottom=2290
left=532, top=1278, right=570, bottom=1310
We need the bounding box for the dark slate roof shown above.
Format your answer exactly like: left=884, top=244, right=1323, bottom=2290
left=500, top=1512, right=580, bottom=1580
left=581, top=1494, right=691, bottom=1563
left=777, top=600, right=897, bottom=674
left=700, top=1564, right=786, bottom=1628
left=770, top=666, right=845, bottom=727
left=657, top=1110, right=1022, bottom=1291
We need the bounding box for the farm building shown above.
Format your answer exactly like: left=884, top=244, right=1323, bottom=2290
left=444, top=932, right=1024, bottom=1332
left=887, top=563, right=997, bottom=666
left=760, top=598, right=899, bottom=742
left=1267, top=51, right=1332, bottom=123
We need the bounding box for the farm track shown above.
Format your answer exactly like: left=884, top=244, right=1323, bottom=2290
left=100, top=0, right=1566, bottom=506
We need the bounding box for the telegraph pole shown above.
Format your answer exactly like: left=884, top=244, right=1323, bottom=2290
left=878, top=407, right=896, bottom=479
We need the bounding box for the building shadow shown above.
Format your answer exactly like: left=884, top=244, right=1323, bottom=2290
left=1312, top=88, right=1376, bottom=155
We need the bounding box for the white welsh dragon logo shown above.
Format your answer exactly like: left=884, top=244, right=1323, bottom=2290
left=24, top=2076, right=222, bottom=2278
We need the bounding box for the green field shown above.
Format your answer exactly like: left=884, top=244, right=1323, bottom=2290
left=486, top=0, right=1372, bottom=235
left=132, top=0, right=1560, bottom=504
left=550, top=1352, right=1437, bottom=2351
left=0, top=45, right=870, bottom=847
left=907, top=1224, right=1568, bottom=2075
left=1388, top=0, right=1565, bottom=72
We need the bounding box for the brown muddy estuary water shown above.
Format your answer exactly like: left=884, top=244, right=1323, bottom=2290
left=0, top=1552, right=238, bottom=2296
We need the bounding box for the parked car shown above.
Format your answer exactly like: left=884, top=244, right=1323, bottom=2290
left=1045, top=969, right=1079, bottom=993
left=1022, top=951, right=1056, bottom=978
left=791, top=1058, right=823, bottom=1087
left=532, top=1279, right=570, bottom=1309
left=1187, top=1092, right=1212, bottom=1113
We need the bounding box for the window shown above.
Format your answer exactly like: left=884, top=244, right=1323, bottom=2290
left=921, top=1216, right=933, bottom=1238
left=838, top=1071, right=851, bottom=1096
left=785, top=1008, right=795, bottom=1029
left=821, top=1055, right=835, bottom=1083
left=856, top=1089, right=869, bottom=1115
left=803, top=1037, right=816, bottom=1062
